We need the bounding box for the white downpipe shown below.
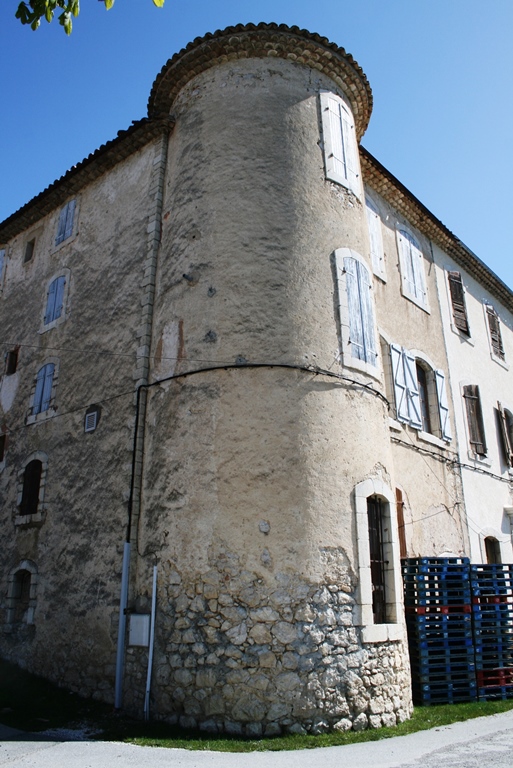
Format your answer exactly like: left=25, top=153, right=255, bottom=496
left=114, top=541, right=131, bottom=710
left=144, top=564, right=158, bottom=720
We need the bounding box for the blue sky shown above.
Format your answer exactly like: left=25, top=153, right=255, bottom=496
left=1, top=1, right=512, bottom=287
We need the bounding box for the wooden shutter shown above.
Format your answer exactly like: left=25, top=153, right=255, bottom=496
left=463, top=385, right=487, bottom=455
left=64, top=199, right=76, bottom=240
left=435, top=370, right=452, bottom=441
left=358, top=260, right=377, bottom=365
left=54, top=276, right=66, bottom=320
left=403, top=350, right=422, bottom=429
left=366, top=199, right=385, bottom=279
left=44, top=279, right=57, bottom=324
left=497, top=401, right=513, bottom=466
left=390, top=344, right=409, bottom=423
left=410, top=239, right=427, bottom=306
left=56, top=205, right=68, bottom=245
left=344, top=257, right=365, bottom=361
left=33, top=367, right=46, bottom=414
left=320, top=93, right=359, bottom=195
left=41, top=364, right=55, bottom=412
left=396, top=488, right=407, bottom=559
left=397, top=231, right=416, bottom=299
left=486, top=306, right=505, bottom=360
left=448, top=271, right=470, bottom=334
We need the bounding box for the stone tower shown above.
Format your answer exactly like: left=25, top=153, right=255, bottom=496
left=124, top=24, right=413, bottom=733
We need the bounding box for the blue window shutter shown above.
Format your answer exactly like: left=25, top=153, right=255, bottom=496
left=344, top=257, right=365, bottom=361
left=54, top=276, right=66, bottom=320
left=391, top=344, right=409, bottom=423
left=56, top=206, right=68, bottom=245
left=44, top=280, right=57, bottom=324
left=64, top=199, right=75, bottom=240
left=41, top=364, right=55, bottom=412
left=403, top=350, right=422, bottom=429
left=33, top=367, right=46, bottom=415
left=435, top=369, right=452, bottom=441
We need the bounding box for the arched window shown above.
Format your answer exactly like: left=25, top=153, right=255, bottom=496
left=6, top=561, right=38, bottom=626
left=485, top=536, right=502, bottom=564
left=20, top=460, right=42, bottom=517
left=13, top=570, right=32, bottom=623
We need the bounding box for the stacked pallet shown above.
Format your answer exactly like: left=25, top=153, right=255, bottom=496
left=402, top=557, right=477, bottom=704
left=471, top=564, right=513, bottom=701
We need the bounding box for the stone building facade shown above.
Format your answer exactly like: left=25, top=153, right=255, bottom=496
left=0, top=23, right=510, bottom=735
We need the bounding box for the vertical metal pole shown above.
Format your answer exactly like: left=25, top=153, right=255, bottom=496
left=144, top=565, right=158, bottom=721
left=114, top=541, right=131, bottom=710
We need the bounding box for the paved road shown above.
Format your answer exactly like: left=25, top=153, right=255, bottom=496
left=1, top=710, right=512, bottom=767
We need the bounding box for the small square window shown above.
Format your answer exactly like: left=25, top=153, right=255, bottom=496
left=6, top=348, right=18, bottom=376
left=24, top=239, right=35, bottom=264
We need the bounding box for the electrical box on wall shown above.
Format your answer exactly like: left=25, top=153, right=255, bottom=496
left=128, top=613, right=150, bottom=647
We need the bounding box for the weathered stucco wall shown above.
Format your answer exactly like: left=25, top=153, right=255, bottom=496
left=0, top=141, right=159, bottom=698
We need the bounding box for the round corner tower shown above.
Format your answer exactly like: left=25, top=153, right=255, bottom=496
left=128, top=23, right=412, bottom=734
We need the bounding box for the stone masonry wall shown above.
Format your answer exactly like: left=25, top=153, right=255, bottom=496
left=123, top=552, right=412, bottom=735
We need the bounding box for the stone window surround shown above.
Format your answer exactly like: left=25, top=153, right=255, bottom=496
left=333, top=247, right=380, bottom=381
left=5, top=560, right=38, bottom=627
left=40, top=269, right=71, bottom=334
left=354, top=477, right=404, bottom=644
left=26, top=358, right=59, bottom=425
left=15, top=451, right=49, bottom=526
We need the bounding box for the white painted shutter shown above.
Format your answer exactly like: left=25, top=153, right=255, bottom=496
left=327, top=95, right=347, bottom=183
left=41, top=364, right=54, bottom=412
left=435, top=369, right=452, bottom=441
left=33, top=367, right=46, bottom=415
left=54, top=276, right=66, bottom=320
left=390, top=344, right=409, bottom=423
left=366, top=199, right=385, bottom=279
left=44, top=279, right=57, bottom=324
left=403, top=350, right=422, bottom=429
left=320, top=93, right=360, bottom=195
left=398, top=231, right=416, bottom=299
left=340, top=102, right=358, bottom=191
left=410, top=238, right=427, bottom=306
left=344, top=257, right=365, bottom=361
left=358, top=260, right=377, bottom=365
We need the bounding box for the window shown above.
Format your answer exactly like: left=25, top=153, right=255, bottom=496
left=32, top=363, right=55, bottom=415
left=0, top=433, right=6, bottom=462
left=463, top=385, right=487, bottom=456
left=20, top=460, right=42, bottom=517
left=389, top=345, right=451, bottom=440
left=368, top=496, right=387, bottom=624
left=354, top=478, right=403, bottom=642
left=486, top=305, right=505, bottom=361
left=44, top=276, right=66, bottom=325
left=319, top=92, right=361, bottom=197
left=497, top=401, right=513, bottom=466
left=365, top=197, right=386, bottom=280
left=485, top=537, right=502, bottom=564
left=55, top=199, right=76, bottom=246
left=5, top=347, right=18, bottom=375
left=6, top=561, right=38, bottom=626
left=24, top=239, right=35, bottom=264
left=344, top=256, right=377, bottom=365
left=396, top=229, right=428, bottom=310
left=448, top=271, right=470, bottom=335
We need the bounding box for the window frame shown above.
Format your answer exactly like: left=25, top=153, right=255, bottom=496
left=319, top=91, right=362, bottom=199
left=396, top=228, right=429, bottom=312
left=333, top=248, right=379, bottom=379
left=15, top=452, right=48, bottom=526
left=354, top=478, right=404, bottom=643
left=5, top=561, right=38, bottom=628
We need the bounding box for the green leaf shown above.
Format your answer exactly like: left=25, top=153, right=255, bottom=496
left=45, top=7, right=53, bottom=22
left=152, top=0, right=165, bottom=7
left=104, top=0, right=115, bottom=9
left=30, top=18, right=41, bottom=30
